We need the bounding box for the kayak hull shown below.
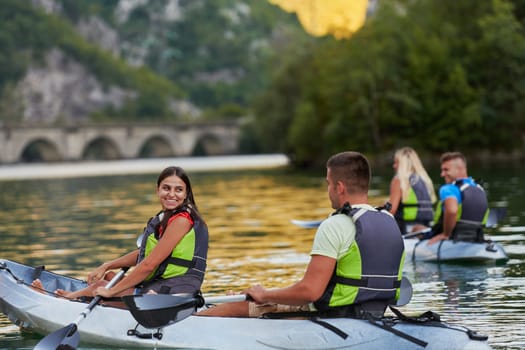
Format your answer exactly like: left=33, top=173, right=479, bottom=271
left=0, top=259, right=492, bottom=349
left=404, top=238, right=508, bottom=263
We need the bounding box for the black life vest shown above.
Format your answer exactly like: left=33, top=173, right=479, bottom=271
left=314, top=203, right=405, bottom=314
left=433, top=179, right=488, bottom=242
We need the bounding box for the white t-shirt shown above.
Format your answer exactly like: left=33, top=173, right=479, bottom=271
left=310, top=204, right=376, bottom=260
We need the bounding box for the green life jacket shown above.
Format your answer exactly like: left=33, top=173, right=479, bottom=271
left=137, top=206, right=208, bottom=281
left=394, top=174, right=434, bottom=234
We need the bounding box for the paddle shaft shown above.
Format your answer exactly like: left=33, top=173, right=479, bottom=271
left=404, top=227, right=432, bottom=239
left=207, top=289, right=410, bottom=306
left=290, top=219, right=324, bottom=229
left=204, top=294, right=248, bottom=304
left=126, top=285, right=409, bottom=330
left=73, top=267, right=128, bottom=325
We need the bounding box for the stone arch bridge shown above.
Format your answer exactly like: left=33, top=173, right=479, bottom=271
left=0, top=122, right=241, bottom=164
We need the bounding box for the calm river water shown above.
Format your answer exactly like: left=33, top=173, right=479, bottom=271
left=0, top=159, right=524, bottom=349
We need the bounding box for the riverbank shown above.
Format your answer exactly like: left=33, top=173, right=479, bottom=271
left=0, top=154, right=290, bottom=181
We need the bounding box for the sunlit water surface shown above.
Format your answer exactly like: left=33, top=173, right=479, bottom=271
left=0, top=160, right=524, bottom=349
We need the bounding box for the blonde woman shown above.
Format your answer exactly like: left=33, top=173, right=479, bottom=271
left=388, top=147, right=436, bottom=235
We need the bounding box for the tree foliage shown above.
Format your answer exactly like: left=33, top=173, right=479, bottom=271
left=253, top=0, right=525, bottom=164
left=71, top=0, right=310, bottom=112
left=0, top=0, right=182, bottom=122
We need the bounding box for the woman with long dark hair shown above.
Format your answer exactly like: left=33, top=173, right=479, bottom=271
left=32, top=166, right=209, bottom=300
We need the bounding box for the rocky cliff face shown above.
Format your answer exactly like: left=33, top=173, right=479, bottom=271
left=8, top=0, right=296, bottom=125
left=13, top=0, right=193, bottom=125
left=17, top=49, right=135, bottom=124
left=13, top=0, right=128, bottom=124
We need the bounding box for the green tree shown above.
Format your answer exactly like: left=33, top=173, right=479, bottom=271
left=253, top=0, right=525, bottom=165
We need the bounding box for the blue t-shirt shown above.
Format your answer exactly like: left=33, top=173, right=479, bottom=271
left=438, top=177, right=476, bottom=204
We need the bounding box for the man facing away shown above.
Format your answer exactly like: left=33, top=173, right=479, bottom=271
left=428, top=152, right=489, bottom=245
left=198, top=151, right=405, bottom=318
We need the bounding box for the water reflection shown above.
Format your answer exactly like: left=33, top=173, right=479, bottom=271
left=0, top=164, right=524, bottom=350
left=402, top=261, right=525, bottom=350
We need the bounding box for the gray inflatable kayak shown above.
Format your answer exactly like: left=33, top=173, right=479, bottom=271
left=404, top=238, right=508, bottom=263
left=1, top=259, right=493, bottom=349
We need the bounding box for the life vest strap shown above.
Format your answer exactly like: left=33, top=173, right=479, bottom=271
left=388, top=306, right=489, bottom=341
left=365, top=313, right=428, bottom=348
left=332, top=275, right=401, bottom=289
left=166, top=256, right=195, bottom=268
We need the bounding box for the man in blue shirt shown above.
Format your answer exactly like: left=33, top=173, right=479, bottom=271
left=429, top=152, right=488, bottom=244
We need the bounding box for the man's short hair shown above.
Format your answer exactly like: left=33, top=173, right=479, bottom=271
left=440, top=151, right=466, bottom=166
left=326, top=151, right=370, bottom=194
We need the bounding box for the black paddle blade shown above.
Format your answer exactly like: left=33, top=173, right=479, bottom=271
left=123, top=294, right=203, bottom=329
left=34, top=323, right=79, bottom=350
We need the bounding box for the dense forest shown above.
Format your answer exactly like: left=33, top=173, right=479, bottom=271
left=251, top=0, right=525, bottom=164
left=1, top=0, right=525, bottom=165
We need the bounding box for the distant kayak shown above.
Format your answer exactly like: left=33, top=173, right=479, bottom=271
left=404, top=238, right=508, bottom=263
left=291, top=208, right=509, bottom=264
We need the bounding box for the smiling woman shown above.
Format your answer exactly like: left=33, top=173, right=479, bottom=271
left=31, top=166, right=209, bottom=304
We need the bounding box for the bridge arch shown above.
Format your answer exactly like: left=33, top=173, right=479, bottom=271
left=192, top=133, right=230, bottom=156
left=82, top=136, right=121, bottom=161
left=138, top=135, right=175, bottom=158
left=20, top=138, right=63, bottom=162
left=1, top=122, right=241, bottom=164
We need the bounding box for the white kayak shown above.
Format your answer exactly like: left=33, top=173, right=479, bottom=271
left=404, top=238, right=508, bottom=263
left=0, top=259, right=492, bottom=350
